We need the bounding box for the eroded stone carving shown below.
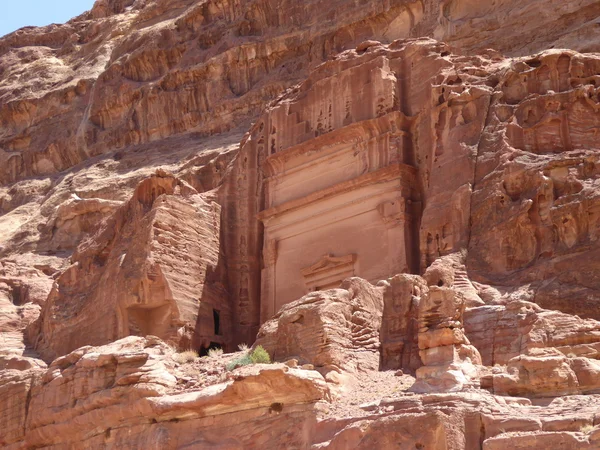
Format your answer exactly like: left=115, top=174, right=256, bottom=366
left=252, top=54, right=423, bottom=320
left=301, top=254, right=356, bottom=292
left=32, top=172, right=229, bottom=361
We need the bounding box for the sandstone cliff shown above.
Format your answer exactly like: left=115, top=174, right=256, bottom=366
left=2, top=0, right=600, bottom=448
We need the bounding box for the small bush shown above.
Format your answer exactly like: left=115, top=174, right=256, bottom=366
left=238, top=343, right=249, bottom=352
left=226, top=354, right=252, bottom=371
left=208, top=347, right=224, bottom=358
left=250, top=345, right=271, bottom=364
left=580, top=424, right=595, bottom=434
left=226, top=346, right=271, bottom=370
left=173, top=350, right=198, bottom=364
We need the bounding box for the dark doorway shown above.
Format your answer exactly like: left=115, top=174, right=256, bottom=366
left=213, top=309, right=221, bottom=335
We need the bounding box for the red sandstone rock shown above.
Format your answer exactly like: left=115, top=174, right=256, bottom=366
left=411, top=286, right=483, bottom=393
left=379, top=274, right=424, bottom=372
left=1, top=336, right=331, bottom=449
left=2, top=0, right=600, bottom=448
left=255, top=277, right=383, bottom=375
left=33, top=171, right=226, bottom=362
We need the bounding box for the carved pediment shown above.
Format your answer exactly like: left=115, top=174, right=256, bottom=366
left=301, top=254, right=356, bottom=292
left=301, top=254, right=356, bottom=277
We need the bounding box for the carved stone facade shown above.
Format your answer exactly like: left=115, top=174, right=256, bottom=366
left=256, top=56, right=421, bottom=320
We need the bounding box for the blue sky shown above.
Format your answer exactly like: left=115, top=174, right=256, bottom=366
left=0, top=1, right=96, bottom=38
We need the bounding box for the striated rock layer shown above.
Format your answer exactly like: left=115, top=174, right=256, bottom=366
left=3, top=0, right=600, bottom=448
left=32, top=170, right=227, bottom=361
left=0, top=336, right=330, bottom=449
left=227, top=38, right=600, bottom=351
left=2, top=0, right=600, bottom=355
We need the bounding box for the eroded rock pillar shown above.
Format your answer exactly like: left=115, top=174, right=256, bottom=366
left=411, top=286, right=482, bottom=392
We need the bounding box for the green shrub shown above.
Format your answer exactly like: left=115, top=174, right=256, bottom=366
left=250, top=345, right=271, bottom=364
left=226, top=354, right=252, bottom=371
left=580, top=424, right=595, bottom=434
left=226, top=346, right=271, bottom=370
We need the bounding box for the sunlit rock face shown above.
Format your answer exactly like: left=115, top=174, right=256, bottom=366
left=33, top=171, right=227, bottom=362
left=3, top=0, right=600, bottom=448
left=229, top=39, right=600, bottom=345
left=4, top=0, right=600, bottom=356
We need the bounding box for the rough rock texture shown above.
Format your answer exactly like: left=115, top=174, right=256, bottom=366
left=0, top=336, right=330, bottom=449
left=4, top=0, right=600, bottom=448
left=411, top=285, right=483, bottom=393
left=255, top=277, right=383, bottom=375
left=32, top=170, right=227, bottom=362
left=226, top=36, right=600, bottom=353
left=379, top=274, right=424, bottom=372
left=3, top=0, right=600, bottom=359
left=3, top=333, right=600, bottom=449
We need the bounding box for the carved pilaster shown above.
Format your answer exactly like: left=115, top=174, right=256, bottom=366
left=264, top=239, right=278, bottom=268
left=261, top=239, right=278, bottom=322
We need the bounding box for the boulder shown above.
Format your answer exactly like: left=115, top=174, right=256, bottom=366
left=255, top=278, right=383, bottom=375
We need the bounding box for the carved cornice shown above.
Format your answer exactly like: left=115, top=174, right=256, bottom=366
left=257, top=163, right=417, bottom=222
left=261, top=111, right=412, bottom=177
left=301, top=253, right=356, bottom=277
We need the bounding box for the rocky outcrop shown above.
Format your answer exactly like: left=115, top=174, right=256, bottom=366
left=33, top=171, right=226, bottom=361
left=411, top=286, right=482, bottom=393
left=0, top=336, right=330, bottom=449
left=2, top=0, right=599, bottom=187
left=432, top=0, right=600, bottom=56
left=37, top=197, right=122, bottom=253
left=325, top=411, right=454, bottom=450
left=315, top=391, right=600, bottom=449
left=462, top=299, right=600, bottom=397
left=226, top=38, right=600, bottom=350
left=256, top=269, right=600, bottom=399
left=0, top=260, right=51, bottom=358
left=3, top=2, right=600, bottom=360
left=379, top=274, right=424, bottom=372
left=466, top=300, right=600, bottom=367
left=492, top=350, right=600, bottom=398
left=4, top=0, right=600, bottom=448
left=255, top=277, right=383, bottom=375
left=3, top=334, right=600, bottom=449
left=0, top=0, right=431, bottom=186
left=0, top=368, right=41, bottom=447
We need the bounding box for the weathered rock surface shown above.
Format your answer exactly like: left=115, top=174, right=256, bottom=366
left=3, top=0, right=600, bottom=361
left=226, top=37, right=600, bottom=357
left=411, top=285, right=483, bottom=393
left=33, top=171, right=226, bottom=362
left=4, top=0, right=600, bottom=448
left=379, top=274, right=424, bottom=372
left=3, top=333, right=600, bottom=449
left=0, top=259, right=50, bottom=358
left=256, top=277, right=383, bottom=375
left=314, top=391, right=600, bottom=449
left=0, top=336, right=331, bottom=449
